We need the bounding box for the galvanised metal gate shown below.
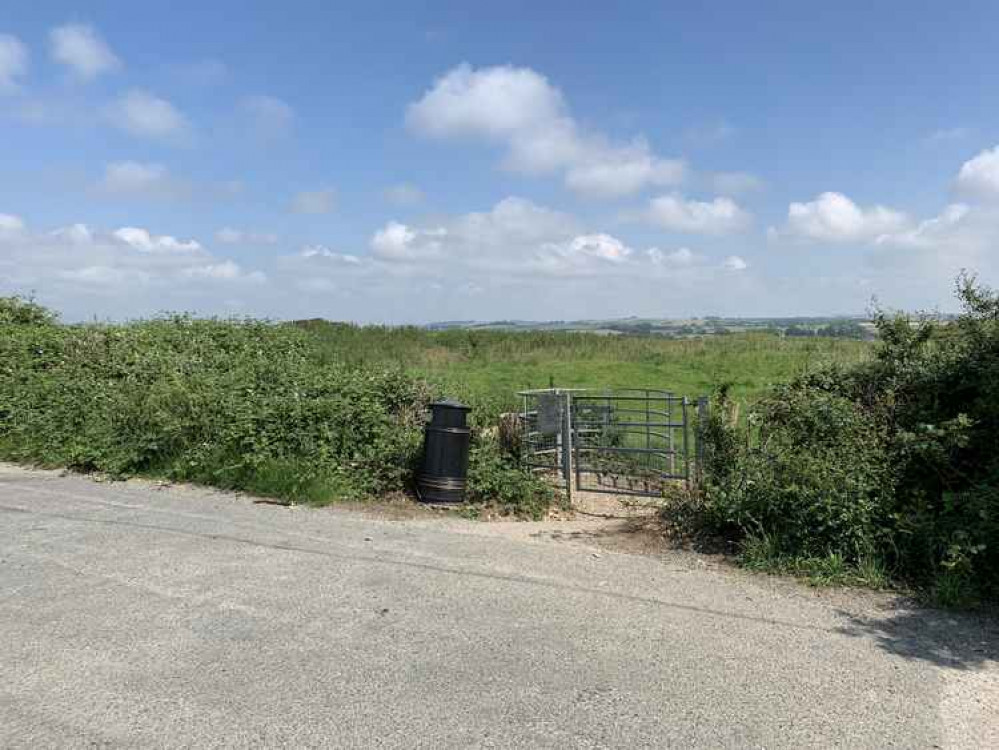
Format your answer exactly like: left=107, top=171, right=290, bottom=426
left=519, top=388, right=706, bottom=499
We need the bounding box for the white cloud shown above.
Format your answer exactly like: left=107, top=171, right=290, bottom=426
left=723, top=255, right=748, bottom=271
left=112, top=226, right=202, bottom=253
left=215, top=228, right=279, bottom=245
left=710, top=171, right=764, bottom=196
left=542, top=233, right=632, bottom=264
left=49, top=24, right=120, bottom=80
left=98, top=161, right=171, bottom=195
left=50, top=223, right=92, bottom=243
left=299, top=246, right=361, bottom=264
left=875, top=204, right=971, bottom=249
left=564, top=139, right=685, bottom=199
left=407, top=63, right=566, bottom=141
left=0, top=221, right=266, bottom=318
left=0, top=34, right=29, bottom=93
left=384, top=183, right=425, bottom=206
left=955, top=146, right=999, bottom=200
left=107, top=90, right=189, bottom=140
left=371, top=221, right=445, bottom=260
left=291, top=188, right=336, bottom=214
left=183, top=261, right=265, bottom=283
left=61, top=266, right=151, bottom=286
left=0, top=213, right=25, bottom=232
left=646, top=194, right=751, bottom=235
left=407, top=63, right=685, bottom=198
left=363, top=197, right=716, bottom=281
left=370, top=197, right=575, bottom=267
left=239, top=95, right=294, bottom=138
left=773, top=191, right=909, bottom=243
left=647, top=247, right=698, bottom=266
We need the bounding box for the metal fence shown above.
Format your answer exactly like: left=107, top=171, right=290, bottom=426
left=519, top=388, right=707, bottom=499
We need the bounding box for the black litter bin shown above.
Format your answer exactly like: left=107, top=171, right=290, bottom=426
left=417, top=399, right=471, bottom=504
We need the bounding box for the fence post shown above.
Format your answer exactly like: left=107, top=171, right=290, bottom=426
left=695, top=396, right=709, bottom=489
left=682, top=396, right=690, bottom=489
left=562, top=390, right=573, bottom=503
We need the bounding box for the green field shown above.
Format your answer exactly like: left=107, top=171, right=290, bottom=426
left=295, top=322, right=873, bottom=421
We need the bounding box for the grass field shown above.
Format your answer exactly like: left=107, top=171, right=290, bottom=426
left=295, top=322, right=874, bottom=421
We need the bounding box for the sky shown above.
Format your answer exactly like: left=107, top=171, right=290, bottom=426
left=2, top=1, right=999, bottom=323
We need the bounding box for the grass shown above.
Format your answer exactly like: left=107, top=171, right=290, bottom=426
left=295, top=322, right=872, bottom=420
left=739, top=533, right=892, bottom=589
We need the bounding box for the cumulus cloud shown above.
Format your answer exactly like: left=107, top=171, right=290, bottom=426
left=112, top=226, right=202, bottom=253
left=299, top=246, right=361, bottom=264
left=564, top=139, right=685, bottom=199
left=0, top=34, right=29, bottom=93
left=647, top=247, right=698, bottom=266
left=955, top=146, right=999, bottom=200
left=875, top=204, right=971, bottom=249
left=371, top=220, right=420, bottom=259
left=368, top=197, right=575, bottom=268
left=183, top=261, right=265, bottom=282
left=0, top=213, right=25, bottom=232
left=291, top=188, right=336, bottom=214
left=0, top=220, right=265, bottom=315
left=384, top=183, right=425, bottom=206
left=361, top=197, right=723, bottom=281
left=49, top=24, right=120, bottom=80
left=536, top=234, right=633, bottom=275
left=215, top=227, right=279, bottom=245
left=723, top=255, right=748, bottom=271
left=107, top=90, right=189, bottom=140
left=646, top=194, right=751, bottom=235
left=772, top=191, right=908, bottom=243
left=407, top=64, right=684, bottom=198
left=239, top=94, right=294, bottom=139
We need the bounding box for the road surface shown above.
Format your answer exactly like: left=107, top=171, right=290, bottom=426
left=1, top=463, right=996, bottom=748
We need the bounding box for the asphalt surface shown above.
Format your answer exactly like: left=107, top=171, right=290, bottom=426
left=1, top=463, right=996, bottom=749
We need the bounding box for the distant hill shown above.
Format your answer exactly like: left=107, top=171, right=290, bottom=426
left=424, top=315, right=885, bottom=340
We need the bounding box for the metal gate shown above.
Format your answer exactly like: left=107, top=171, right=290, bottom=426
left=519, top=388, right=706, bottom=499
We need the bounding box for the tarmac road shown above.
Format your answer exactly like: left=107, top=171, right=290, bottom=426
left=1, top=463, right=996, bottom=748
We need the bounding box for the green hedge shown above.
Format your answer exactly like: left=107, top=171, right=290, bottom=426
left=0, top=302, right=557, bottom=517
left=699, top=275, right=999, bottom=604
left=0, top=314, right=432, bottom=502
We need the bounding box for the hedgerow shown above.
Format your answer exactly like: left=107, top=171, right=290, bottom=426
left=0, top=307, right=558, bottom=516
left=0, top=315, right=434, bottom=501
left=697, top=275, right=999, bottom=604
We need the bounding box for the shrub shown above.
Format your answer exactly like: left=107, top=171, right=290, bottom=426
left=0, top=295, right=58, bottom=326
left=466, top=436, right=557, bottom=520
left=0, top=312, right=434, bottom=503
left=697, top=274, right=999, bottom=602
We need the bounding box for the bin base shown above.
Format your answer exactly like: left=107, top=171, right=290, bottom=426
left=416, top=474, right=466, bottom=504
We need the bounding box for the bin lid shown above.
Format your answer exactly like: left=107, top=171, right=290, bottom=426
left=431, top=398, right=471, bottom=411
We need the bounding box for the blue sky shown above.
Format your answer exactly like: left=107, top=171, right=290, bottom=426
left=2, top=1, right=998, bottom=322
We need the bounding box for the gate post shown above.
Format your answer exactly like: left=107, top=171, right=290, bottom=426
left=561, top=390, right=573, bottom=503
left=682, top=396, right=690, bottom=489
left=695, top=396, right=709, bottom=489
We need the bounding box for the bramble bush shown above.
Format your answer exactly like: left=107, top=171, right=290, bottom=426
left=698, top=274, right=999, bottom=604
left=0, top=305, right=557, bottom=515
left=0, top=314, right=433, bottom=502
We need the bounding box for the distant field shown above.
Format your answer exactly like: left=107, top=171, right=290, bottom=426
left=295, top=322, right=874, bottom=421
